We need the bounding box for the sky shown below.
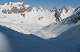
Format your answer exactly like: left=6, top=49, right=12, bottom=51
left=0, top=0, right=80, bottom=8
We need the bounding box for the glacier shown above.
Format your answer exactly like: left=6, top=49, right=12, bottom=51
left=0, top=2, right=80, bottom=39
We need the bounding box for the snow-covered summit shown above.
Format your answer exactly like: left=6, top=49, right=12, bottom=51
left=0, top=2, right=80, bottom=39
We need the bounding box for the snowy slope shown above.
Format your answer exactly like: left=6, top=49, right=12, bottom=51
left=0, top=2, right=80, bottom=39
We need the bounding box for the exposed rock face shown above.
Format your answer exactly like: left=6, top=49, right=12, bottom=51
left=0, top=2, right=80, bottom=39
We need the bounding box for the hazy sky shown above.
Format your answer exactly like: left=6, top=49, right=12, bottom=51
left=0, top=0, right=80, bottom=8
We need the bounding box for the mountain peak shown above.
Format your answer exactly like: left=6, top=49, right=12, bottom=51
left=0, top=2, right=80, bottom=39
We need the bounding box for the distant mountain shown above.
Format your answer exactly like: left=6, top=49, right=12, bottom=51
left=0, top=2, right=80, bottom=39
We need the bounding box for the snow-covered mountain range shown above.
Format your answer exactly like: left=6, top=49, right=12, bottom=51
left=0, top=2, right=80, bottom=39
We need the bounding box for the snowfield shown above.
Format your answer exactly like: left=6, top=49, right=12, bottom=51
left=0, top=2, right=80, bottom=39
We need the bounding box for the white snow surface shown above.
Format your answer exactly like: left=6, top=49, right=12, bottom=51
left=0, top=2, right=80, bottom=39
